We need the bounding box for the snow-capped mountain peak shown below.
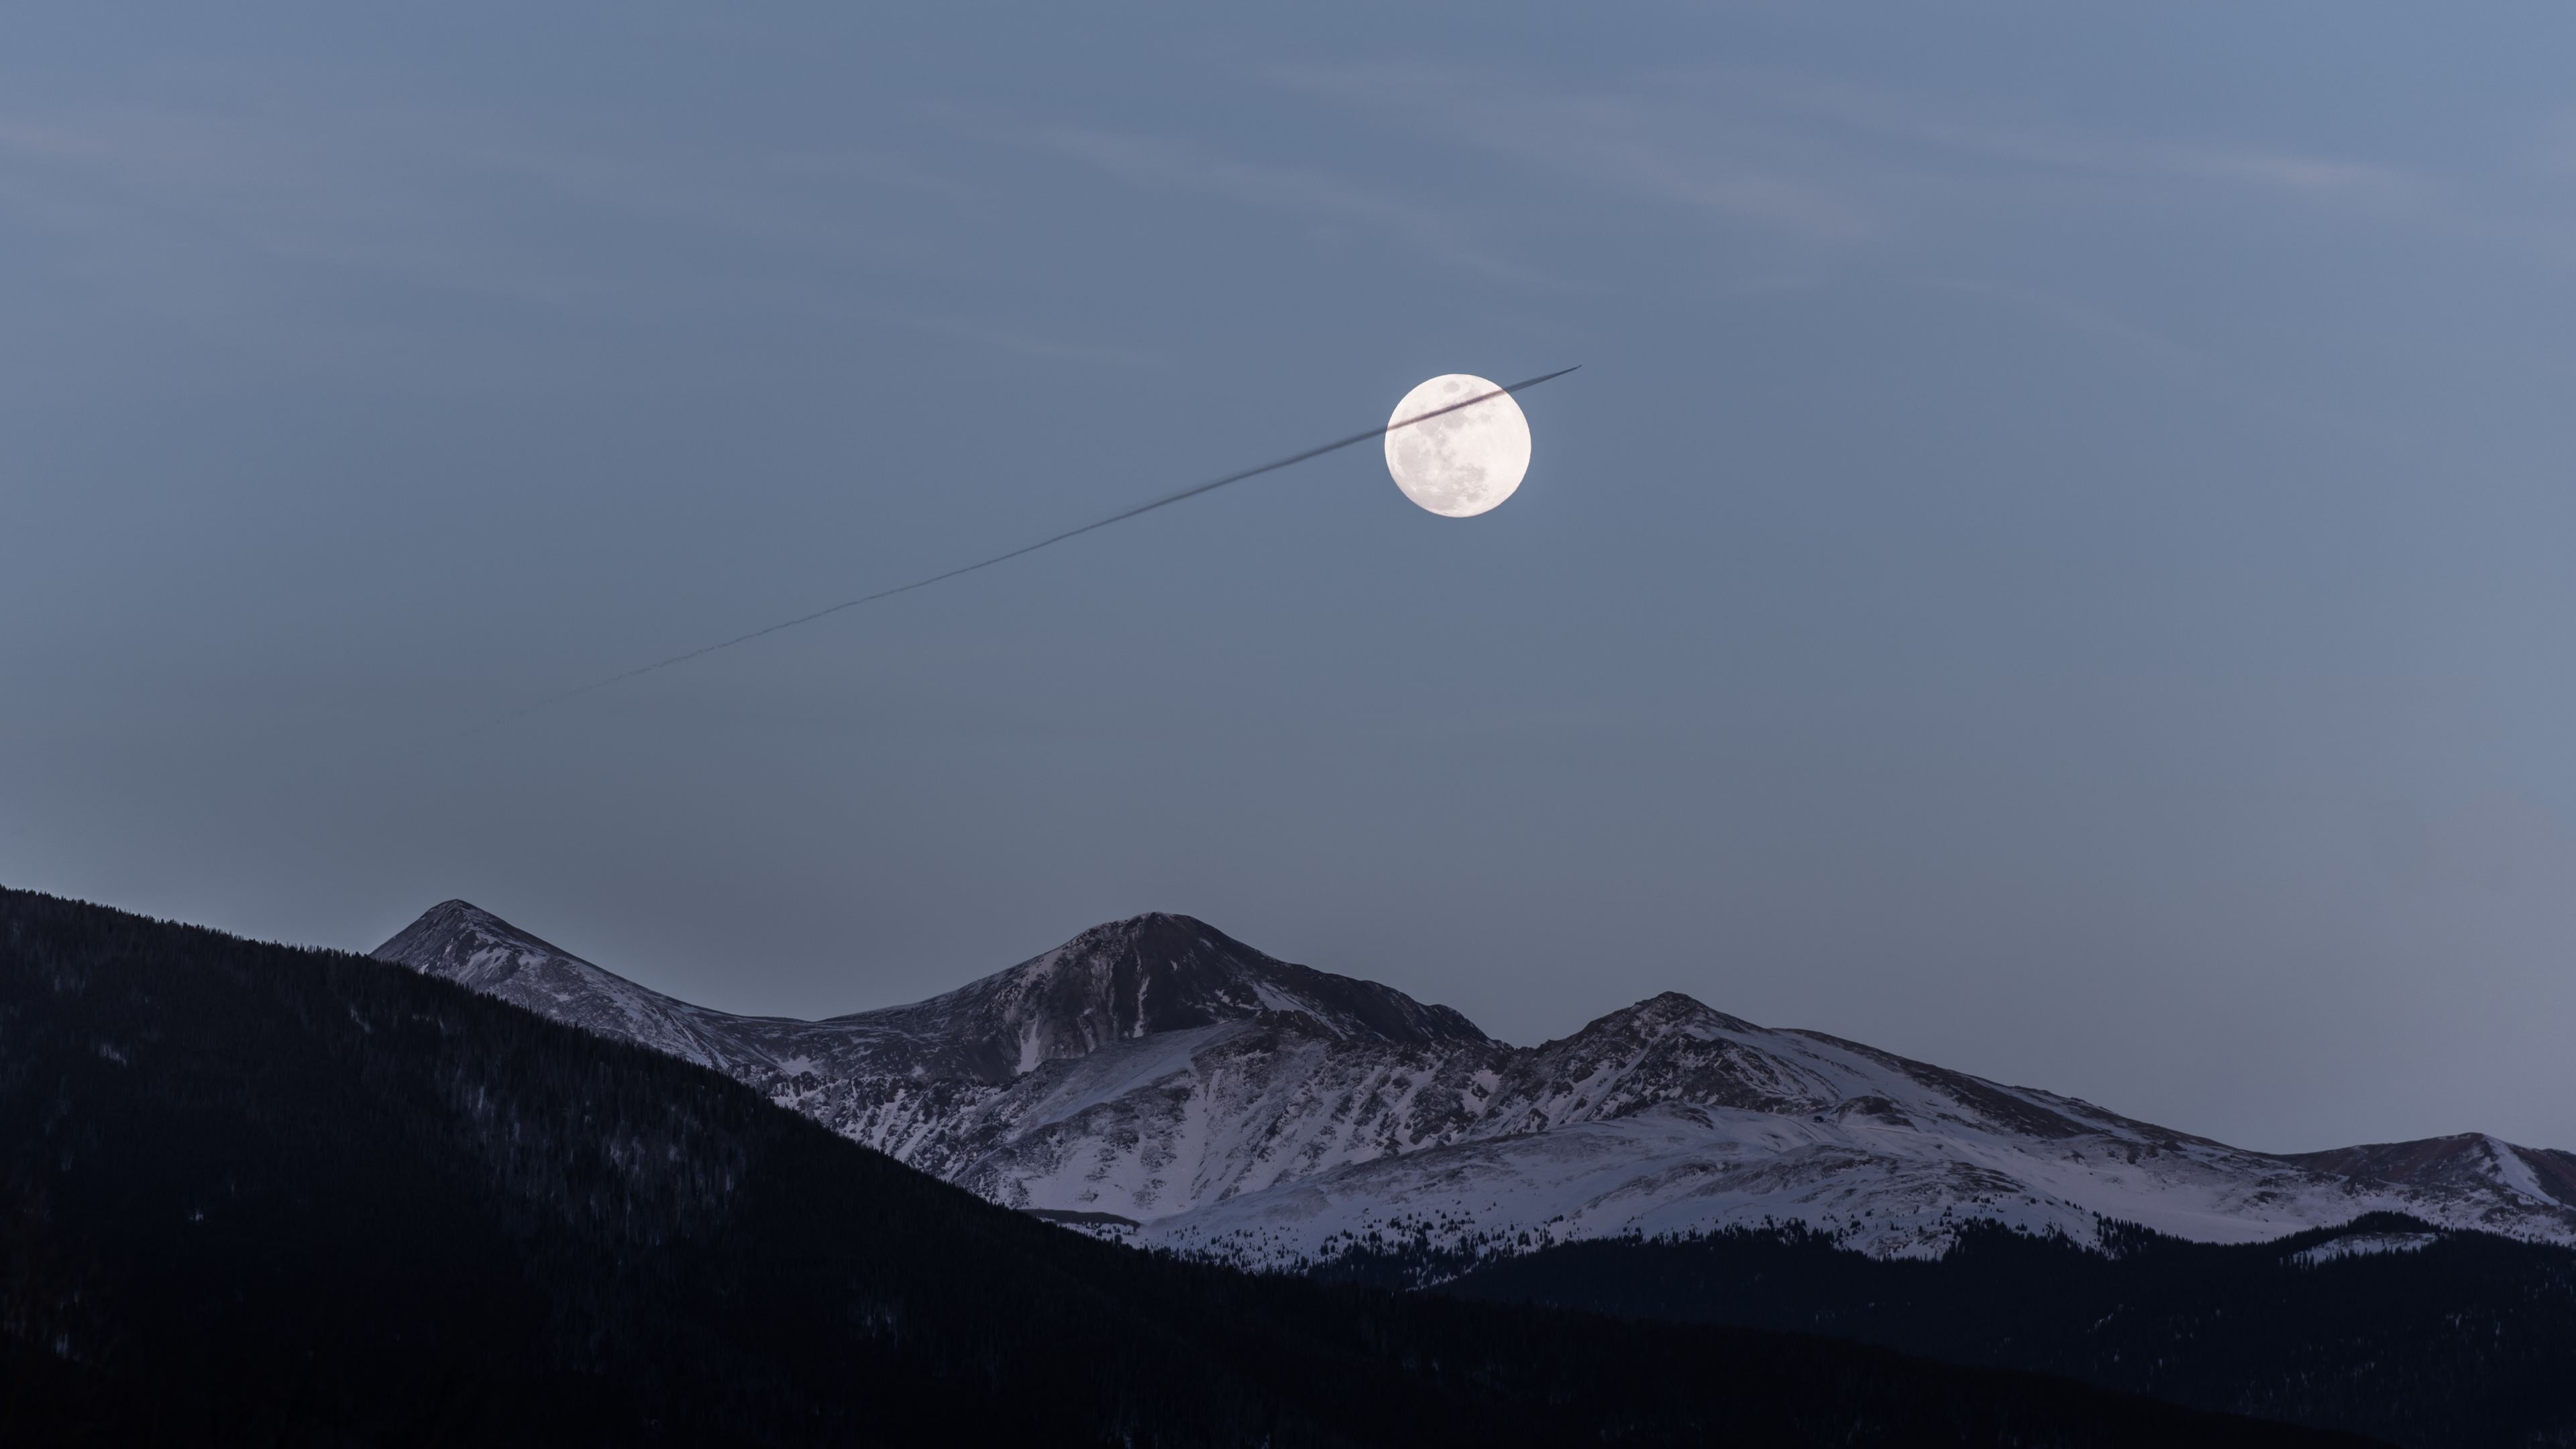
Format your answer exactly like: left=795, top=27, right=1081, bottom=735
left=374, top=898, right=764, bottom=1072
left=860, top=912, right=1491, bottom=1084
left=378, top=898, right=573, bottom=992
left=2286, top=1132, right=2576, bottom=1216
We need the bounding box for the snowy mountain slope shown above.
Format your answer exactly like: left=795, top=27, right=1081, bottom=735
left=373, top=902, right=2576, bottom=1265
left=1146, top=994, right=2576, bottom=1263
left=2286, top=1132, right=2576, bottom=1210
left=373, top=900, right=775, bottom=1073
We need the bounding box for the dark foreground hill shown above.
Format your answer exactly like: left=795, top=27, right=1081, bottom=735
left=0, top=888, right=2375, bottom=1448
left=1437, top=1221, right=2576, bottom=1448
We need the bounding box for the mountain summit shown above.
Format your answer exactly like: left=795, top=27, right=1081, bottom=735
left=824, top=912, right=1491, bottom=1083
left=375, top=898, right=764, bottom=1072
left=374, top=902, right=2576, bottom=1265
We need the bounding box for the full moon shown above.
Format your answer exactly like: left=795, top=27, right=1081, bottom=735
left=1385, top=374, right=1532, bottom=518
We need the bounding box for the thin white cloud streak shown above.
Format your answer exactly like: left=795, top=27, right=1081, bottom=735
left=1919, top=276, right=2212, bottom=377
left=0, top=100, right=1184, bottom=381
left=1723, top=73, right=2415, bottom=200
left=0, top=104, right=985, bottom=313
left=0, top=109, right=633, bottom=309
left=1269, top=65, right=1880, bottom=241
left=1034, top=125, right=1560, bottom=286
left=902, top=313, right=1152, bottom=366
left=1269, top=62, right=2428, bottom=244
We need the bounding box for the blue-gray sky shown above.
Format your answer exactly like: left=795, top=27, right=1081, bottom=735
left=7, top=3, right=2575, bottom=1152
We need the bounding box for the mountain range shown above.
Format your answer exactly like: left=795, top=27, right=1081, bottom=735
left=374, top=901, right=2576, bottom=1268
left=7, top=884, right=2369, bottom=1447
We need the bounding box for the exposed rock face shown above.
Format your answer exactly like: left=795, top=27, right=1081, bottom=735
left=2286, top=1134, right=2576, bottom=1220
left=375, top=902, right=2576, bottom=1266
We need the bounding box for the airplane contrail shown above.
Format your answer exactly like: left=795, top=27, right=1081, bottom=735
left=473, top=365, right=1578, bottom=733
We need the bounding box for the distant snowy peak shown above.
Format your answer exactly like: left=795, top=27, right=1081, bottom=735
left=2286, top=1133, right=2576, bottom=1214
left=1471, top=992, right=2174, bottom=1148
left=1496, top=991, right=1832, bottom=1130
left=375, top=899, right=577, bottom=993
left=832, top=912, right=1489, bottom=1084
left=372, top=899, right=760, bottom=1072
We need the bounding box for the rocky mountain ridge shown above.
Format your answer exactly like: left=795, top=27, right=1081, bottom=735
left=373, top=901, right=2576, bottom=1265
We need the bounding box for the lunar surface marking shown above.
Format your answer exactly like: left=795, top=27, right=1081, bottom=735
left=1385, top=373, right=1534, bottom=518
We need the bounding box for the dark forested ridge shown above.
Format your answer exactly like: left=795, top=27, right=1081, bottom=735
left=0, top=888, right=2380, bottom=1448
left=1438, top=1220, right=2576, bottom=1448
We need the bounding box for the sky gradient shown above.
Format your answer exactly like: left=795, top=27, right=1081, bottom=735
left=7, top=3, right=2576, bottom=1152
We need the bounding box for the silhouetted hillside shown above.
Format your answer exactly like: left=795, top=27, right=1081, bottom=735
left=1438, top=1219, right=2576, bottom=1448
left=0, top=885, right=2377, bottom=1447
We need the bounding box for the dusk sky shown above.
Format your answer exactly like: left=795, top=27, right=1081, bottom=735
left=8, top=3, right=2576, bottom=1153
